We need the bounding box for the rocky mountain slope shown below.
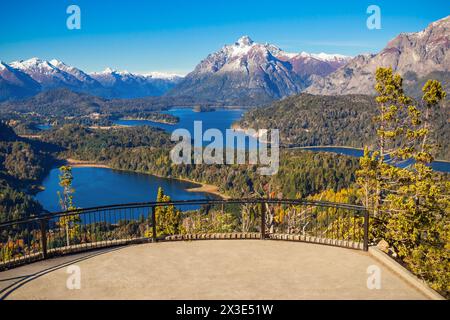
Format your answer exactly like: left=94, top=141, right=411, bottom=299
left=168, top=36, right=351, bottom=104
left=306, top=15, right=450, bottom=96
left=0, top=61, right=41, bottom=100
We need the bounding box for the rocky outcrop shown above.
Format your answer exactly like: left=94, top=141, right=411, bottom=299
left=306, top=15, right=450, bottom=95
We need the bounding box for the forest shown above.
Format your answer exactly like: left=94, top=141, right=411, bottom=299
left=237, top=93, right=450, bottom=160
left=0, top=122, right=50, bottom=222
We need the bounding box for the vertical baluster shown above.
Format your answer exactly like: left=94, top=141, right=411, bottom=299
left=40, top=219, right=47, bottom=259
left=260, top=203, right=266, bottom=240
left=151, top=206, right=157, bottom=243
left=363, top=210, right=369, bottom=251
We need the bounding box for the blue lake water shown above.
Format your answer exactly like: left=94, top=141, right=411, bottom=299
left=113, top=107, right=261, bottom=149
left=301, top=146, right=450, bottom=173
left=35, top=167, right=215, bottom=213
left=36, top=124, right=52, bottom=131
left=114, top=108, right=450, bottom=174
left=114, top=108, right=244, bottom=134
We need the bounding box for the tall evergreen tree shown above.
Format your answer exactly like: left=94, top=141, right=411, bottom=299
left=57, top=166, right=80, bottom=247
left=357, top=67, right=449, bottom=295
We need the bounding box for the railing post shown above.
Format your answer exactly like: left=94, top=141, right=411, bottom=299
left=363, top=210, right=369, bottom=251
left=40, top=219, right=48, bottom=259
left=261, top=203, right=266, bottom=240
left=151, top=206, right=157, bottom=243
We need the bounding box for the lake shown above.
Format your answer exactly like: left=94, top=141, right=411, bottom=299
left=36, top=124, right=52, bottom=131
left=113, top=107, right=261, bottom=149
left=114, top=109, right=450, bottom=173
left=114, top=108, right=244, bottom=135
left=35, top=167, right=215, bottom=213
left=300, top=146, right=450, bottom=173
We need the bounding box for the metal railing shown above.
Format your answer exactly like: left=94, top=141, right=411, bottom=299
left=0, top=198, right=369, bottom=271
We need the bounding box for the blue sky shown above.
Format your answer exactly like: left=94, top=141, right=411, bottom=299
left=0, top=0, right=448, bottom=74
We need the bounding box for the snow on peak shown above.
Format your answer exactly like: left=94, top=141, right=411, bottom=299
left=143, top=71, right=184, bottom=80
left=311, top=52, right=351, bottom=61
left=26, top=57, right=41, bottom=64
left=10, top=57, right=57, bottom=71
left=294, top=51, right=351, bottom=62
left=236, top=35, right=254, bottom=46
left=117, top=70, right=132, bottom=75
left=97, top=68, right=134, bottom=76
left=94, top=67, right=116, bottom=74
left=49, top=59, right=66, bottom=67
left=224, top=35, right=277, bottom=59
left=277, top=51, right=298, bottom=59
left=91, top=68, right=182, bottom=80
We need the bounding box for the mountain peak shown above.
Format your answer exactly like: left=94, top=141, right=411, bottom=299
left=170, top=36, right=352, bottom=103
left=10, top=57, right=56, bottom=71
left=49, top=59, right=65, bottom=67
left=236, top=35, right=254, bottom=46
left=27, top=57, right=41, bottom=63
left=102, top=67, right=116, bottom=74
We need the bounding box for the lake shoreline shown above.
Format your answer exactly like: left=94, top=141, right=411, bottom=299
left=295, top=146, right=450, bottom=164
left=64, top=158, right=228, bottom=199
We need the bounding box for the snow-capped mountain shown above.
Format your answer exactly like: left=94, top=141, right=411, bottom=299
left=0, top=59, right=183, bottom=101
left=0, top=61, right=41, bottom=101
left=0, top=38, right=349, bottom=102
left=168, top=36, right=351, bottom=103
left=306, top=15, right=450, bottom=95
left=49, top=59, right=102, bottom=88
left=90, top=68, right=183, bottom=98
left=9, top=58, right=93, bottom=90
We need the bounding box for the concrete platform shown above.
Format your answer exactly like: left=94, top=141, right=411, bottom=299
left=0, top=240, right=428, bottom=300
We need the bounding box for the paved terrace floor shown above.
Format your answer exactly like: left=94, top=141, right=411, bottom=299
left=0, top=240, right=427, bottom=300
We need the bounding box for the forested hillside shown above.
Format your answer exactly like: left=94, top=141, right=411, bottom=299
left=237, top=93, right=450, bottom=159
left=0, top=88, right=232, bottom=117
left=41, top=124, right=360, bottom=198
left=0, top=122, right=51, bottom=222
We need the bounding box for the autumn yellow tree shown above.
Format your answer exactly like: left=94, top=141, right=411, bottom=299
left=154, top=187, right=181, bottom=237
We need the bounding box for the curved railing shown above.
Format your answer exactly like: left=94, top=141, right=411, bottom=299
left=0, top=199, right=369, bottom=271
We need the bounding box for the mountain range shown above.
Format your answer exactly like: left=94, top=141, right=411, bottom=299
left=1, top=15, right=448, bottom=103
left=0, top=58, right=183, bottom=101
left=0, top=38, right=351, bottom=103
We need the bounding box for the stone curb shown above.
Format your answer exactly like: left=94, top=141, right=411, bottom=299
left=368, top=246, right=445, bottom=300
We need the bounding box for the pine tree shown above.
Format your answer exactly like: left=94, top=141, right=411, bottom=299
left=357, top=67, right=449, bottom=295
left=57, top=166, right=80, bottom=247
left=382, top=79, right=449, bottom=294
left=371, top=67, right=413, bottom=216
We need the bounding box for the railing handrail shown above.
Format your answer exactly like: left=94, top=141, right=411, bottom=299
left=0, top=198, right=367, bottom=228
